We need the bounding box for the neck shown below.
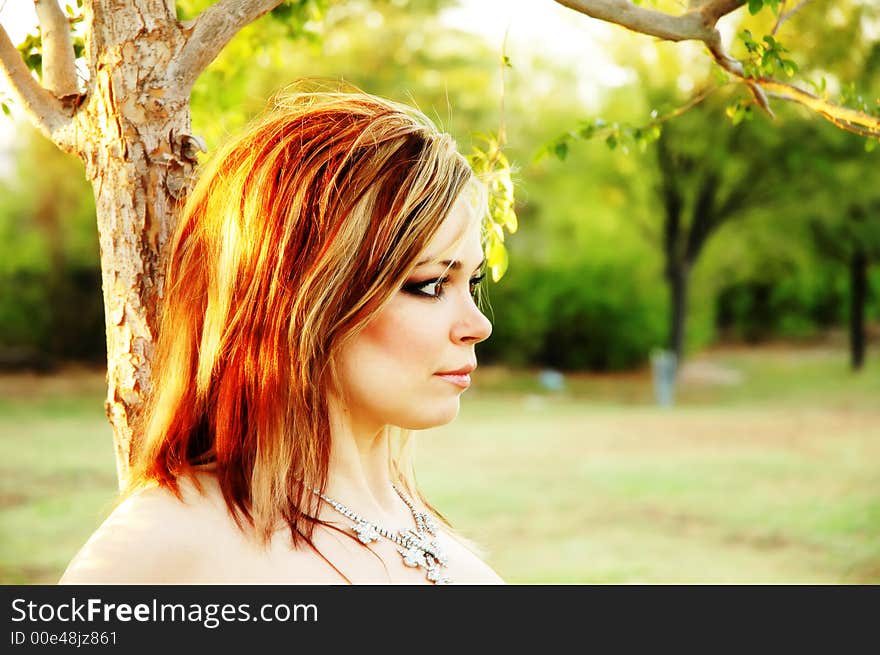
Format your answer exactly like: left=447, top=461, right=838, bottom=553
left=321, top=393, right=414, bottom=529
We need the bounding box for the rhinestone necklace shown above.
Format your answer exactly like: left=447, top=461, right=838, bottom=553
left=313, top=485, right=451, bottom=584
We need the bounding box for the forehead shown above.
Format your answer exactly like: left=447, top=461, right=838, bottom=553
left=418, top=191, right=482, bottom=264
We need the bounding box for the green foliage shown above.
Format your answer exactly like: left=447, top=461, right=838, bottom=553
left=270, top=0, right=329, bottom=41
left=4, top=0, right=879, bottom=373
left=0, top=273, right=51, bottom=356
left=539, top=117, right=663, bottom=161
left=0, top=126, right=101, bottom=366
left=839, top=81, right=880, bottom=120
left=716, top=268, right=851, bottom=342
left=467, top=135, right=517, bottom=282
left=739, top=30, right=798, bottom=79
left=16, top=32, right=43, bottom=78
left=733, top=1, right=879, bottom=143
left=725, top=98, right=754, bottom=125
left=747, top=0, right=781, bottom=16
left=14, top=4, right=85, bottom=81
left=0, top=269, right=105, bottom=366
left=479, top=258, right=667, bottom=371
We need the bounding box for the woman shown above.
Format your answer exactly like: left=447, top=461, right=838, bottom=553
left=60, top=90, right=503, bottom=584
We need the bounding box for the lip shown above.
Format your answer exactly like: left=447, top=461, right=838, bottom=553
left=434, top=364, right=475, bottom=390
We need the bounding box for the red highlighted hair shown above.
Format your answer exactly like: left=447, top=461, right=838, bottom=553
left=127, top=90, right=476, bottom=548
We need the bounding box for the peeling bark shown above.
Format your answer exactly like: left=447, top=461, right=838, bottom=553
left=79, top=1, right=197, bottom=487
left=1, top=1, right=293, bottom=488
left=34, top=0, right=80, bottom=98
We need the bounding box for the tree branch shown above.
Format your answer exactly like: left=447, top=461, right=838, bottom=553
left=555, top=0, right=880, bottom=139
left=169, top=0, right=285, bottom=96
left=761, top=77, right=880, bottom=138
left=697, top=0, right=746, bottom=24
left=554, top=0, right=715, bottom=42
left=552, top=1, right=765, bottom=110
left=771, top=0, right=812, bottom=36
left=685, top=168, right=722, bottom=262
left=0, top=22, right=73, bottom=148
left=34, top=0, right=79, bottom=99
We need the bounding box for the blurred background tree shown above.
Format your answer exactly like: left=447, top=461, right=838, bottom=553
left=0, top=128, right=100, bottom=369
left=534, top=0, right=880, bottom=371
left=1, top=0, right=878, bottom=379
left=2, top=0, right=879, bottom=586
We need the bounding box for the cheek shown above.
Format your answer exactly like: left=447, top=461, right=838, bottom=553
left=359, top=302, right=437, bottom=367
left=338, top=302, right=461, bottom=429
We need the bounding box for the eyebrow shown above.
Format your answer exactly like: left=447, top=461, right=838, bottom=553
left=416, top=257, right=486, bottom=271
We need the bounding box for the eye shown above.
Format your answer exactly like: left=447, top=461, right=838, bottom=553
left=403, top=277, right=448, bottom=300
left=469, top=273, right=485, bottom=299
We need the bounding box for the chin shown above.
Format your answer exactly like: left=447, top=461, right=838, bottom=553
left=398, top=399, right=461, bottom=430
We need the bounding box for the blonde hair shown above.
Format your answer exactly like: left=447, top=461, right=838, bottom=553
left=126, top=89, right=481, bottom=556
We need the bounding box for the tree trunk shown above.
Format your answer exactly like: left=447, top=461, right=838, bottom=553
left=849, top=248, right=867, bottom=371
left=666, top=259, right=689, bottom=365
left=2, top=0, right=286, bottom=489
left=77, top=2, right=198, bottom=488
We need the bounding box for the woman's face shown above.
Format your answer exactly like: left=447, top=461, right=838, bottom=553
left=333, top=191, right=492, bottom=433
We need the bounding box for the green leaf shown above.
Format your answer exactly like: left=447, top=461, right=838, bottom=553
left=487, top=239, right=508, bottom=282
left=502, top=207, right=518, bottom=234
left=807, top=77, right=826, bottom=94
left=468, top=134, right=516, bottom=282
left=1, top=103, right=10, bottom=116
left=577, top=122, right=595, bottom=139
left=748, top=0, right=764, bottom=15
left=554, top=140, right=568, bottom=161
left=490, top=221, right=505, bottom=243
left=25, top=53, right=42, bottom=77
left=866, top=139, right=878, bottom=153
left=605, top=134, right=618, bottom=150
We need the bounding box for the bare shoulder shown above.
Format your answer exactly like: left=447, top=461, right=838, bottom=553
left=59, top=477, right=224, bottom=584
left=439, top=530, right=506, bottom=585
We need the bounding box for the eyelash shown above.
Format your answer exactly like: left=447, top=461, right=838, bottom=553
left=403, top=274, right=485, bottom=301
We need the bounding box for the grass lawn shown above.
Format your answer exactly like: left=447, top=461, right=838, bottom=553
left=1, top=341, right=878, bottom=584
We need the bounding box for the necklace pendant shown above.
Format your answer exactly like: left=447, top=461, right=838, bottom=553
left=352, top=521, right=380, bottom=544
left=426, top=566, right=450, bottom=584
left=422, top=539, right=448, bottom=567
left=316, top=487, right=453, bottom=584
left=399, top=546, right=426, bottom=568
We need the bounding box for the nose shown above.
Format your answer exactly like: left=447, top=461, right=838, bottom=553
left=451, top=295, right=492, bottom=345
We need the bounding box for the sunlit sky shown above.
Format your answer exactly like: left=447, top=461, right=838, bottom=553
left=0, top=0, right=631, bottom=172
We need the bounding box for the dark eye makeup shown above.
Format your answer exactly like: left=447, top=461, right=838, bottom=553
left=403, top=273, right=485, bottom=301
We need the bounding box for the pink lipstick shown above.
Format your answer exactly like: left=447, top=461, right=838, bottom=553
left=434, top=364, right=475, bottom=389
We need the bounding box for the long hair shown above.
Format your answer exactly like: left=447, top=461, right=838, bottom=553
left=126, top=90, right=478, bottom=551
